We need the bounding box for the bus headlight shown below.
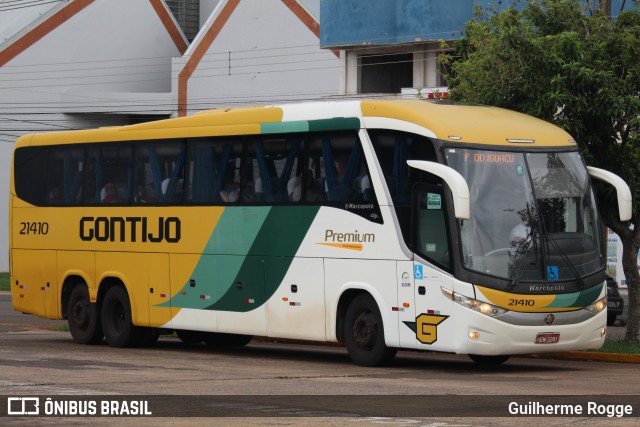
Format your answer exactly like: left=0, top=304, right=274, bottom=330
left=585, top=297, right=608, bottom=315
left=441, top=287, right=507, bottom=317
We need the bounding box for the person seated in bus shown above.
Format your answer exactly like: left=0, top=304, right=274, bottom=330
left=360, top=175, right=373, bottom=201
left=287, top=176, right=302, bottom=202
left=134, top=184, right=156, bottom=203
left=101, top=182, right=123, bottom=204
left=220, top=179, right=240, bottom=203
left=509, top=208, right=532, bottom=259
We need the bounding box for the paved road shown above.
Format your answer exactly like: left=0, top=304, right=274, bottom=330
left=1, top=292, right=638, bottom=426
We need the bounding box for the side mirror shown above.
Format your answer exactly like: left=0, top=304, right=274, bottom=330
left=407, top=160, right=470, bottom=220
left=587, top=167, right=632, bottom=221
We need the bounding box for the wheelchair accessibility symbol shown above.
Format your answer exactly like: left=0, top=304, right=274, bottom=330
left=414, top=265, right=424, bottom=280
left=546, top=266, right=559, bottom=281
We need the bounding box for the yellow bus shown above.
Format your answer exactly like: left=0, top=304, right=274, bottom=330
left=10, top=99, right=631, bottom=365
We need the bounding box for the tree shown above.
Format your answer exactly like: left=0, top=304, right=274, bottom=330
left=441, top=0, right=640, bottom=341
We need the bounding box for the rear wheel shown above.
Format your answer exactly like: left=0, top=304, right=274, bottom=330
left=176, top=330, right=205, bottom=345
left=203, top=333, right=252, bottom=347
left=344, top=294, right=396, bottom=366
left=469, top=355, right=510, bottom=365
left=101, top=286, right=143, bottom=348
left=67, top=285, right=103, bottom=345
left=607, top=313, right=617, bottom=326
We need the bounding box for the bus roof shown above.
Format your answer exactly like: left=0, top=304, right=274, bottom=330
left=16, top=99, right=575, bottom=148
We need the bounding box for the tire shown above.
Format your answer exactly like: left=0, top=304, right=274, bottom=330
left=203, top=333, right=252, bottom=347
left=469, top=355, right=510, bottom=365
left=607, top=314, right=617, bottom=326
left=101, top=286, right=143, bottom=348
left=344, top=294, right=396, bottom=367
left=176, top=330, right=205, bottom=345
left=67, top=285, right=103, bottom=345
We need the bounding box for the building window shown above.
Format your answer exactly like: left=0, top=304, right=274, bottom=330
left=165, top=0, right=200, bottom=42
left=360, top=53, right=413, bottom=94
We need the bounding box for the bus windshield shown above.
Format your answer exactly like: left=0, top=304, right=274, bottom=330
left=445, top=148, right=604, bottom=283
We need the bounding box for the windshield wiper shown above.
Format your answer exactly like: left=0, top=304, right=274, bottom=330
left=508, top=227, right=538, bottom=290
left=541, top=232, right=587, bottom=290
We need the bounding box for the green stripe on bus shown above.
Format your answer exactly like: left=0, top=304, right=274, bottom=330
left=260, top=121, right=309, bottom=134
left=547, top=284, right=602, bottom=309
left=160, top=207, right=271, bottom=309
left=260, top=118, right=360, bottom=134
left=206, top=206, right=320, bottom=312
left=308, top=117, right=360, bottom=132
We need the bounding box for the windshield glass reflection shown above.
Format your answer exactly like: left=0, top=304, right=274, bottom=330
left=444, top=149, right=603, bottom=283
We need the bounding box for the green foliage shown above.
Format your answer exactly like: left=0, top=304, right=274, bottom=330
left=441, top=0, right=640, bottom=341
left=598, top=339, right=640, bottom=354
left=442, top=0, right=640, bottom=228
left=0, top=273, right=9, bottom=292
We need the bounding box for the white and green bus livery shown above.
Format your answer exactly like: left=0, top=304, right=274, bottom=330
left=10, top=99, right=631, bottom=365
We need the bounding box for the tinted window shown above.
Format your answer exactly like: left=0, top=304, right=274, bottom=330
left=134, top=142, right=186, bottom=204
left=187, top=138, right=243, bottom=204
left=13, top=146, right=48, bottom=206
left=85, top=145, right=132, bottom=204
left=307, top=132, right=373, bottom=204
left=47, top=148, right=84, bottom=205
left=244, top=135, right=304, bottom=203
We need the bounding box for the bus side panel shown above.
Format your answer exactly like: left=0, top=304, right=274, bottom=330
left=11, top=249, right=57, bottom=319
left=411, top=262, right=456, bottom=352
left=325, top=258, right=399, bottom=347
left=215, top=256, right=266, bottom=336
left=57, top=250, right=95, bottom=300
left=266, top=256, right=326, bottom=341
left=168, top=253, right=218, bottom=332
left=95, top=252, right=150, bottom=327
left=147, top=253, right=172, bottom=328
left=396, top=260, right=417, bottom=348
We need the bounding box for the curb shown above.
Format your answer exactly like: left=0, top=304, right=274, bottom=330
left=531, top=352, right=640, bottom=364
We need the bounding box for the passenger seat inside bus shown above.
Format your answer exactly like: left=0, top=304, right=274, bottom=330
left=287, top=176, right=301, bottom=202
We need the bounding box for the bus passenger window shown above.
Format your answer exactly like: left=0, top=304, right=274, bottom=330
left=306, top=132, right=374, bottom=204
left=244, top=135, right=304, bottom=204
left=134, top=142, right=185, bottom=204
left=85, top=146, right=132, bottom=205
left=187, top=137, right=243, bottom=204
left=47, top=148, right=84, bottom=205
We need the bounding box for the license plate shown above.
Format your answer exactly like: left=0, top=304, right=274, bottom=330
left=607, top=302, right=618, bottom=308
left=535, top=333, right=560, bottom=344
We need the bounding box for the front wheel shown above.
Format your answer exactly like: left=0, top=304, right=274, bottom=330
left=344, top=294, right=396, bottom=366
left=67, top=285, right=103, bottom=344
left=101, top=286, right=143, bottom=348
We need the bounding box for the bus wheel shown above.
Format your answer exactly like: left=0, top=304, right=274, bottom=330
left=469, top=355, right=510, bottom=365
left=67, top=285, right=103, bottom=345
left=176, top=330, right=205, bottom=345
left=344, top=294, right=396, bottom=366
left=203, top=333, right=252, bottom=347
left=101, top=286, right=142, bottom=348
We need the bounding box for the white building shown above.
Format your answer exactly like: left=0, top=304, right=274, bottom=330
left=0, top=0, right=338, bottom=271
